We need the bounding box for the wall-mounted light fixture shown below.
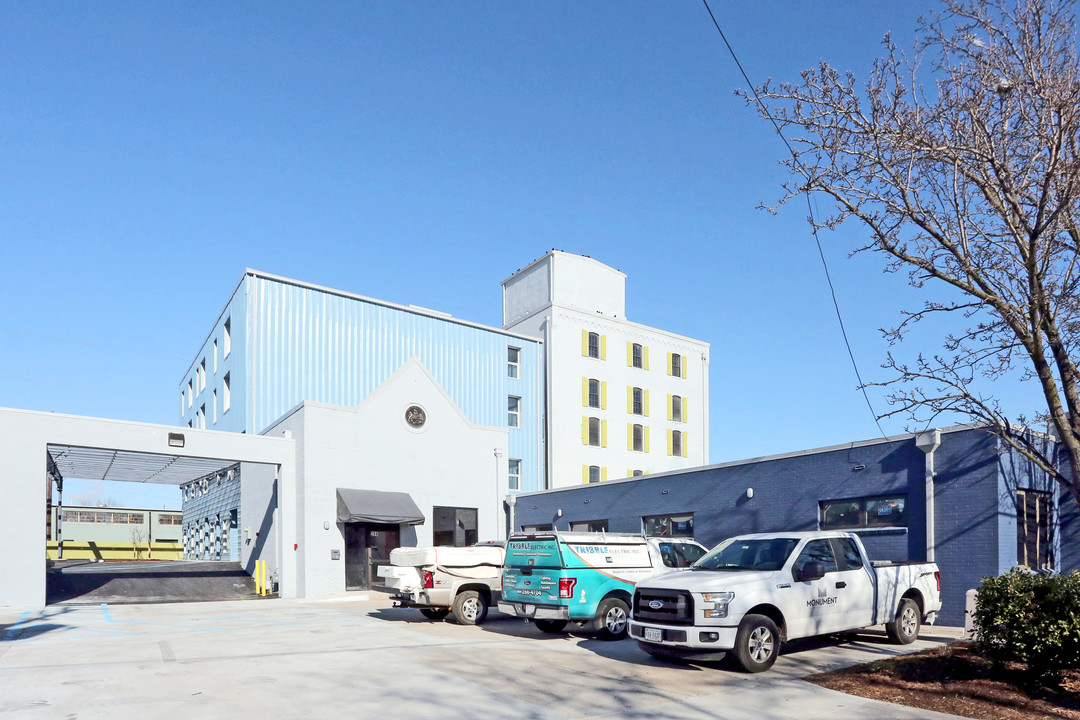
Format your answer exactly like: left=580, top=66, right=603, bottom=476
left=661, top=489, right=669, bottom=494
left=584, top=499, right=590, bottom=504
left=323, top=521, right=331, bottom=530
left=168, top=432, right=185, bottom=448
left=746, top=487, right=754, bottom=499
left=853, top=464, right=865, bottom=471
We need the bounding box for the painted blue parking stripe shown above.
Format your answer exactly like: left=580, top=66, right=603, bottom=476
left=2, top=612, right=30, bottom=642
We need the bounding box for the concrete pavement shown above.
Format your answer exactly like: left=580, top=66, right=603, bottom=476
left=0, top=593, right=965, bottom=719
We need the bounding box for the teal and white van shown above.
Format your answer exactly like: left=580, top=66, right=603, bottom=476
left=498, top=532, right=707, bottom=640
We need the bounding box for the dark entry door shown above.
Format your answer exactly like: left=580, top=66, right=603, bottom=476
left=344, top=523, right=401, bottom=590
left=366, top=524, right=400, bottom=589
left=344, top=524, right=367, bottom=590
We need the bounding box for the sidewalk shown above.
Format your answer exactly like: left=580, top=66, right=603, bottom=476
left=0, top=596, right=965, bottom=720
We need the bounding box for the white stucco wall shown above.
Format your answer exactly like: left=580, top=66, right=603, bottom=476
left=265, top=358, right=510, bottom=598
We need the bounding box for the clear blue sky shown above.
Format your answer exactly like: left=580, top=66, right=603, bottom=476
left=0, top=2, right=1041, bottom=509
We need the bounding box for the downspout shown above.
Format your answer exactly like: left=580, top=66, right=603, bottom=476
left=915, top=430, right=941, bottom=563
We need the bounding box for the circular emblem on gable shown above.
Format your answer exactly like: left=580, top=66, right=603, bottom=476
left=405, top=405, right=427, bottom=428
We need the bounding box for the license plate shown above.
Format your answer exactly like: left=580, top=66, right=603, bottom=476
left=644, top=628, right=662, bottom=642
left=523, top=604, right=535, bottom=615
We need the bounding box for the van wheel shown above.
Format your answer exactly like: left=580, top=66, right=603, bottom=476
left=535, top=619, right=567, bottom=634
left=452, top=590, right=488, bottom=625
left=596, top=598, right=630, bottom=641
left=732, top=614, right=780, bottom=673
left=886, top=598, right=920, bottom=644
left=420, top=608, right=450, bottom=620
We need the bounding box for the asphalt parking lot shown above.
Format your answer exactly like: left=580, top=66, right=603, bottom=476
left=0, top=594, right=964, bottom=720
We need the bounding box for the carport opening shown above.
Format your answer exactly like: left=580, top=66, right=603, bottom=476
left=45, top=444, right=280, bottom=605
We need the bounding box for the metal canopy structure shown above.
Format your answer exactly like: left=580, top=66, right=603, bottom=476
left=47, top=444, right=237, bottom=485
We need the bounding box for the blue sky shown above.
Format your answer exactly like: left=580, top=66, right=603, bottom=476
left=0, top=2, right=1042, bottom=509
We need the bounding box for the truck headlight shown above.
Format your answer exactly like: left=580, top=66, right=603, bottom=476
left=701, top=592, right=734, bottom=618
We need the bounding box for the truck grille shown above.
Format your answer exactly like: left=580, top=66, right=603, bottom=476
left=633, top=588, right=694, bottom=625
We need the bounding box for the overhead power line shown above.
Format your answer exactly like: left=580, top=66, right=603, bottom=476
left=700, top=0, right=889, bottom=440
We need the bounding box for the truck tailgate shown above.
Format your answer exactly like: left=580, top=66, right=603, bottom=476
left=377, top=564, right=422, bottom=592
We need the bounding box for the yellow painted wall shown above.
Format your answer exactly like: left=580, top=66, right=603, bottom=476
left=46, top=542, right=184, bottom=561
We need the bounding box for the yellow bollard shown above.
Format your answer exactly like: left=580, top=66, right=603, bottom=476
left=254, top=560, right=262, bottom=596
left=260, top=561, right=267, bottom=597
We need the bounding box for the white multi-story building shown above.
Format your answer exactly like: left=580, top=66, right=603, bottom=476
left=503, top=251, right=709, bottom=488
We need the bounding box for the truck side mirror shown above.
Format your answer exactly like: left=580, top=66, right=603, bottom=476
left=794, top=561, right=825, bottom=582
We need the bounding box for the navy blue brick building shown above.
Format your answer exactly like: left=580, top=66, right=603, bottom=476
left=510, top=425, right=1070, bottom=627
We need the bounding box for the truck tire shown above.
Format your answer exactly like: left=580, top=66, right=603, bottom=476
left=886, top=597, right=920, bottom=644
left=535, top=619, right=567, bottom=634
left=420, top=608, right=450, bottom=620
left=732, top=614, right=780, bottom=673
left=452, top=590, right=488, bottom=625
left=595, top=598, right=630, bottom=641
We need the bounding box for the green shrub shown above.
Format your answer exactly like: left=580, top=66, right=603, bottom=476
left=973, top=568, right=1080, bottom=679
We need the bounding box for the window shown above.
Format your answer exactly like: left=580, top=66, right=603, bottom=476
left=223, top=317, right=232, bottom=358
left=588, top=417, right=601, bottom=446
left=631, top=469, right=645, bottom=477
left=212, top=389, right=218, bottom=424
left=792, top=539, right=839, bottom=575
left=508, top=396, right=520, bottom=427
left=522, top=524, right=553, bottom=533
left=643, top=513, right=694, bottom=537
left=631, top=343, right=644, bottom=369
left=158, top=514, right=183, bottom=526
left=64, top=510, right=145, bottom=524
left=223, top=373, right=232, bottom=412
left=588, top=379, right=600, bottom=408
left=507, top=346, right=520, bottom=378
left=199, top=359, right=206, bottom=391
left=671, top=430, right=684, bottom=457
left=180, top=390, right=185, bottom=417
left=508, top=459, right=521, bottom=491
left=819, top=494, right=908, bottom=530
left=658, top=541, right=707, bottom=568
left=588, top=465, right=601, bottom=483
left=1017, top=489, right=1052, bottom=569
left=670, top=353, right=682, bottom=377
left=571, top=520, right=608, bottom=532
left=187, top=380, right=193, bottom=408
left=632, top=424, right=644, bottom=452
left=836, top=537, right=864, bottom=571
left=671, top=395, right=683, bottom=422
left=198, top=404, right=206, bottom=429
left=432, top=506, right=478, bottom=547
left=587, top=332, right=600, bottom=358
left=631, top=387, right=643, bottom=415
left=213, top=339, right=218, bottom=373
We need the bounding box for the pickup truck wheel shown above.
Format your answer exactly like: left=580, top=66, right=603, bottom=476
left=420, top=608, right=450, bottom=620
left=595, top=598, right=630, bottom=641
left=732, top=614, right=780, bottom=673
left=452, top=590, right=488, bottom=625
left=535, top=619, right=567, bottom=634
left=886, top=598, right=920, bottom=645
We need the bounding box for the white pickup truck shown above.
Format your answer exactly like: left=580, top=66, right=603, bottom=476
left=629, top=531, right=941, bottom=672
left=376, top=542, right=504, bottom=625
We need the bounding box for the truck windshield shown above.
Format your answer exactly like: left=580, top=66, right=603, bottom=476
left=693, top=538, right=799, bottom=572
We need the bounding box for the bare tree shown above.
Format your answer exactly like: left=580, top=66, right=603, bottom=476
left=748, top=0, right=1080, bottom=504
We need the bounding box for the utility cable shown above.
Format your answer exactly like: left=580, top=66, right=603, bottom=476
left=700, top=0, right=889, bottom=440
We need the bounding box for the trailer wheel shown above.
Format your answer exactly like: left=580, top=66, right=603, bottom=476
left=452, top=590, right=488, bottom=625
left=420, top=608, right=450, bottom=620
left=732, top=614, right=780, bottom=673
left=886, top=598, right=920, bottom=644
left=535, top=619, right=567, bottom=634
left=595, top=598, right=630, bottom=641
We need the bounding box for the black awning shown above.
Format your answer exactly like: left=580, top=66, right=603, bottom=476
left=336, top=488, right=425, bottom=525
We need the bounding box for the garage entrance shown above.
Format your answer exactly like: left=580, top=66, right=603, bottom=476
left=0, top=407, right=296, bottom=608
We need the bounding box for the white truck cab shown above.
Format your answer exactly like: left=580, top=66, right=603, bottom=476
left=630, top=531, right=941, bottom=672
